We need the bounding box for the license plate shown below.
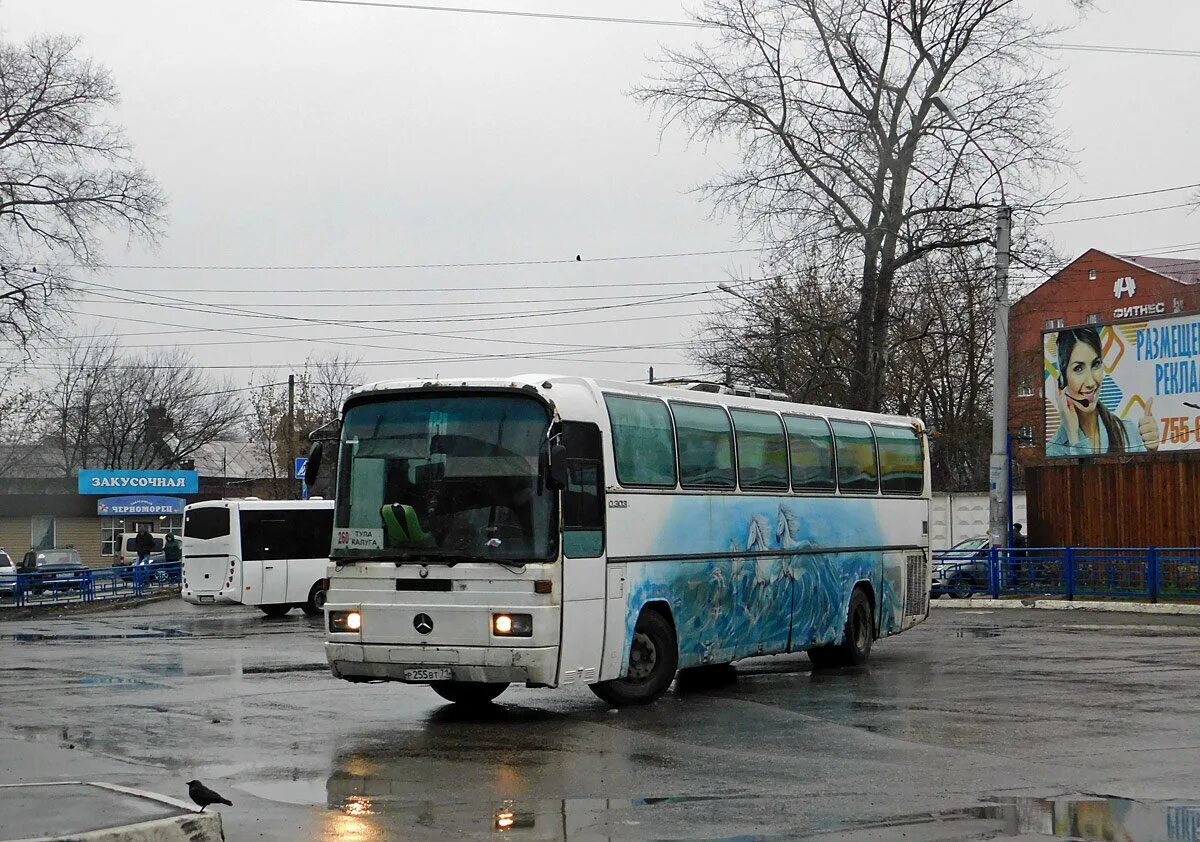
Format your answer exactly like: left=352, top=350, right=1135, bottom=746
left=198, top=595, right=214, bottom=603
left=404, top=668, right=452, bottom=682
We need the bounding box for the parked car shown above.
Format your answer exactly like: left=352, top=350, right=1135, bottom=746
left=19, top=549, right=89, bottom=594
left=117, top=532, right=166, bottom=565
left=0, top=548, right=16, bottom=598
left=932, top=536, right=990, bottom=598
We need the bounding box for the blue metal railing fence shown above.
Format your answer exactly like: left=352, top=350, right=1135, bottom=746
left=930, top=547, right=1200, bottom=602
left=0, top=561, right=182, bottom=608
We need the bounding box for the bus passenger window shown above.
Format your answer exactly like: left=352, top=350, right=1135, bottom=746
left=670, top=402, right=735, bottom=489
left=829, top=420, right=879, bottom=493
left=783, top=415, right=836, bottom=492
left=875, top=425, right=924, bottom=495
left=731, top=409, right=788, bottom=489
left=604, top=395, right=676, bottom=487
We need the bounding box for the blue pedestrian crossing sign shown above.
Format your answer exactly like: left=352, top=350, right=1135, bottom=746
left=294, top=457, right=308, bottom=479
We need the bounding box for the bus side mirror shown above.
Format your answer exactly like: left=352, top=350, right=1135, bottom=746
left=306, top=442, right=324, bottom=484
left=547, top=443, right=569, bottom=491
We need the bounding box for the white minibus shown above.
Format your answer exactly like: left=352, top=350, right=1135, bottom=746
left=182, top=499, right=334, bottom=617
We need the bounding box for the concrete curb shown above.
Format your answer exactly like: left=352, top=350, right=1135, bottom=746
left=931, top=597, right=1200, bottom=615
left=1, top=782, right=224, bottom=842
left=0, top=591, right=180, bottom=622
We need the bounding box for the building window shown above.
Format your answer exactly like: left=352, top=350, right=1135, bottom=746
left=101, top=517, right=121, bottom=557
left=1017, top=426, right=1035, bottom=447
left=1088, top=269, right=1098, bottom=281
left=31, top=516, right=55, bottom=550
left=1086, top=313, right=1100, bottom=324
left=1016, top=379, right=1034, bottom=398
left=1044, top=318, right=1065, bottom=329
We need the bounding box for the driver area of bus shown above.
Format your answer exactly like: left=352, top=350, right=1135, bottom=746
left=375, top=433, right=540, bottom=558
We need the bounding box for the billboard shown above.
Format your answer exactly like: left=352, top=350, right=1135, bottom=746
left=1043, top=314, right=1200, bottom=457
left=78, top=469, right=199, bottom=495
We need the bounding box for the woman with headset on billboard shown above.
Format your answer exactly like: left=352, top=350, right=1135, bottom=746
left=1047, top=326, right=1160, bottom=457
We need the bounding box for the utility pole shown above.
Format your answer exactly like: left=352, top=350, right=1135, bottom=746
left=773, top=315, right=783, bottom=393
left=989, top=205, right=1012, bottom=549
left=287, top=374, right=296, bottom=498
left=930, top=92, right=1012, bottom=549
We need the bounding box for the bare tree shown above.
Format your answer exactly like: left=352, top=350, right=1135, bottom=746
left=697, top=245, right=997, bottom=491
left=44, top=337, right=243, bottom=472
left=246, top=354, right=361, bottom=497
left=0, top=353, right=40, bottom=477
left=0, top=35, right=165, bottom=344
left=638, top=0, right=1071, bottom=411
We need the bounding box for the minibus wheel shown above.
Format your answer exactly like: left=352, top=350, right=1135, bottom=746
left=589, top=608, right=678, bottom=706
left=430, top=681, right=508, bottom=705
left=259, top=604, right=292, bottom=618
left=808, top=587, right=873, bottom=669
left=301, top=582, right=326, bottom=616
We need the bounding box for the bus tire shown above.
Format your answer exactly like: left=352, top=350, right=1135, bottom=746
left=260, top=604, right=292, bottom=618
left=808, top=587, right=873, bottom=670
left=430, top=681, right=508, bottom=705
left=301, top=582, right=326, bottom=616
left=589, top=609, right=678, bottom=707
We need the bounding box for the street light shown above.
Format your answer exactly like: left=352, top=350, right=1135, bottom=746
left=930, top=92, right=1013, bottom=549
left=717, top=282, right=784, bottom=393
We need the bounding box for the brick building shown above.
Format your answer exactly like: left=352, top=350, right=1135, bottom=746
left=1008, top=249, right=1200, bottom=547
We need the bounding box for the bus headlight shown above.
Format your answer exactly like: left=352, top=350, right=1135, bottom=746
left=492, top=613, right=532, bottom=637
left=329, top=610, right=362, bottom=633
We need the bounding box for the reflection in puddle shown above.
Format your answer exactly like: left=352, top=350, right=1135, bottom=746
left=954, top=626, right=1004, bottom=639
left=855, top=795, right=1200, bottom=842
left=984, top=794, right=1200, bottom=841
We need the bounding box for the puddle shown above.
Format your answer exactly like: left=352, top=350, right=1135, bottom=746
left=79, top=675, right=164, bottom=689
left=0, top=630, right=194, bottom=642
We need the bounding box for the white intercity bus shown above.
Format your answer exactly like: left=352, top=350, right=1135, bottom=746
left=316, top=376, right=930, bottom=706
left=182, top=499, right=334, bottom=617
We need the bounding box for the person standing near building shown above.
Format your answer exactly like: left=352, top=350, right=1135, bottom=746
left=134, top=526, right=155, bottom=564
left=163, top=533, right=182, bottom=564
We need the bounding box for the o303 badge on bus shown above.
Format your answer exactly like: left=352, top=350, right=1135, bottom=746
left=334, top=528, right=383, bottom=550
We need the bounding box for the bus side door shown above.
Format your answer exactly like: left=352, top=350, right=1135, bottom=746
left=556, top=422, right=606, bottom=687
left=241, top=513, right=289, bottom=605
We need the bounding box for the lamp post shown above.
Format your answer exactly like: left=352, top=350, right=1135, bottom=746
left=930, top=93, right=1012, bottom=549
left=717, top=282, right=784, bottom=393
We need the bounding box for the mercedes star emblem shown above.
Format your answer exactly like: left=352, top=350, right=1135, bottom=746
left=413, top=613, right=434, bottom=635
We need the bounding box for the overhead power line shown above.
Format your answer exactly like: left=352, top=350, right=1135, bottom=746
left=77, top=247, right=761, bottom=272
left=299, top=0, right=1200, bottom=59
left=1044, top=201, right=1196, bottom=226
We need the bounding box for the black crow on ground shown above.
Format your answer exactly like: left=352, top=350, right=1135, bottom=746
left=187, top=779, right=233, bottom=812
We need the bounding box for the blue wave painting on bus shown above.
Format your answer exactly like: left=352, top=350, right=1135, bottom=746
left=622, top=496, right=904, bottom=671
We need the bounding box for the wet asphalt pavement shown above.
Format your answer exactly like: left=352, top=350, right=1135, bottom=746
left=2, top=602, right=1200, bottom=841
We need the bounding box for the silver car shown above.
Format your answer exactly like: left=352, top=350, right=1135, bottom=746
left=0, top=549, right=15, bottom=598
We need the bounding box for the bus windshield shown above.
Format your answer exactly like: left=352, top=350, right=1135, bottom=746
left=334, top=393, right=557, bottom=563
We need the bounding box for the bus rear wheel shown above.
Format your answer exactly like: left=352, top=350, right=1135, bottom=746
left=430, top=681, right=509, bottom=706
left=589, top=609, right=678, bottom=707
left=808, top=588, right=873, bottom=670
left=301, top=582, right=326, bottom=616
left=260, top=604, right=292, bottom=618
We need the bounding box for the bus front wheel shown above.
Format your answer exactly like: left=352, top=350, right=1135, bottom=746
left=808, top=588, right=873, bottom=670
left=430, top=681, right=508, bottom=705
left=589, top=609, right=678, bottom=707
left=260, top=604, right=292, bottom=618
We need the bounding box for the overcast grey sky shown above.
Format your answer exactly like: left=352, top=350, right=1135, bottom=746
left=3, top=0, right=1199, bottom=387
